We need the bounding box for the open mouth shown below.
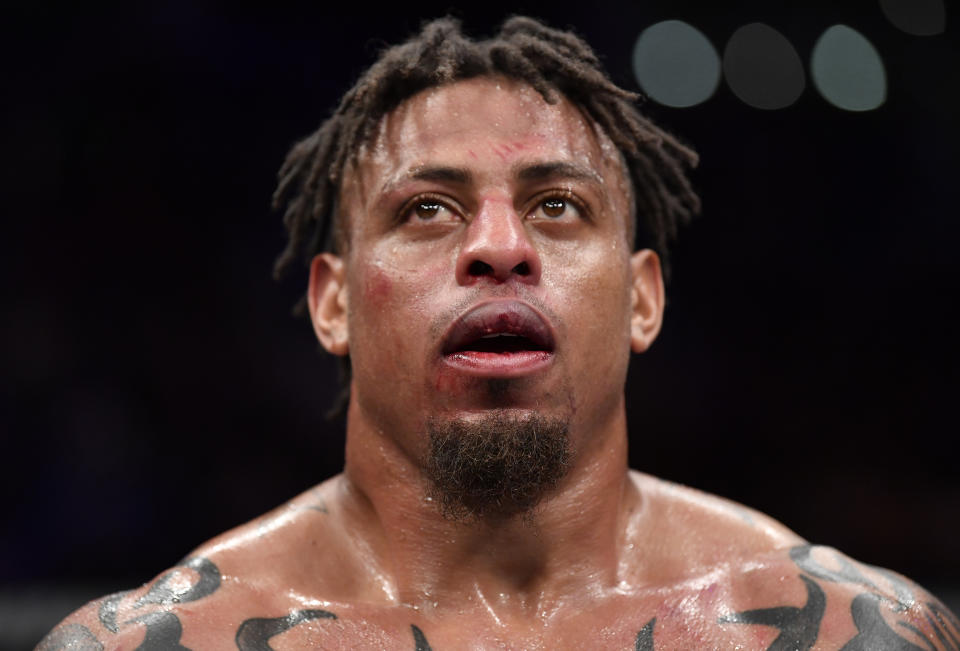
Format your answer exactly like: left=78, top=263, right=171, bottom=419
left=440, top=300, right=555, bottom=376
left=458, top=332, right=550, bottom=354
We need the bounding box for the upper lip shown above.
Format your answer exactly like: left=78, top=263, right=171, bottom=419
left=441, top=300, right=556, bottom=355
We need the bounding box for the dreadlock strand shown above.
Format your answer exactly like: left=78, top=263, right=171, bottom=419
left=511, top=34, right=632, bottom=104
left=500, top=16, right=601, bottom=68
left=583, top=95, right=640, bottom=158
left=488, top=43, right=556, bottom=103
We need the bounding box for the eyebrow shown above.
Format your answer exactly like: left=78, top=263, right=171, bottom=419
left=380, top=160, right=604, bottom=198
left=408, top=165, right=472, bottom=185
left=514, top=161, right=604, bottom=185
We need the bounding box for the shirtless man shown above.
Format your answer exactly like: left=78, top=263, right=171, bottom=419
left=41, top=16, right=958, bottom=650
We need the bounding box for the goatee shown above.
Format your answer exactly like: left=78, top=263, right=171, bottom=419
left=424, top=410, right=571, bottom=521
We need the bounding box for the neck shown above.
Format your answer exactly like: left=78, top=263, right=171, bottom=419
left=339, top=394, right=638, bottom=616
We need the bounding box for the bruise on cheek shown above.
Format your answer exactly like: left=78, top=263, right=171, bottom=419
left=363, top=267, right=393, bottom=304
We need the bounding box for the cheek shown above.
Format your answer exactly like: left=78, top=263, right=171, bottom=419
left=553, top=248, right=633, bottom=347
left=349, top=256, right=447, bottom=361
left=363, top=267, right=394, bottom=306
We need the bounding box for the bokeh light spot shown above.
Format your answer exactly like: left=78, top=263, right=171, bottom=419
left=723, top=23, right=805, bottom=110
left=880, top=0, right=945, bottom=36
left=811, top=25, right=886, bottom=112
left=632, top=20, right=721, bottom=108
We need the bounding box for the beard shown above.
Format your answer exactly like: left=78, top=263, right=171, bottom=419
left=423, top=410, right=571, bottom=522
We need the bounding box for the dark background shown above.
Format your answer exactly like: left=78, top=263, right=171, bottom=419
left=2, top=0, right=957, bottom=646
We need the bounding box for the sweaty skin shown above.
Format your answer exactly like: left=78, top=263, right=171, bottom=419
left=42, top=78, right=958, bottom=650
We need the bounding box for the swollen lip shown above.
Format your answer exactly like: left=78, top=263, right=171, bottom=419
left=444, top=349, right=553, bottom=377
left=440, top=301, right=556, bottom=377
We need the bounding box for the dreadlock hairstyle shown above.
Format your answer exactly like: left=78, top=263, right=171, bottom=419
left=272, top=16, right=700, bottom=416
left=273, top=15, right=700, bottom=282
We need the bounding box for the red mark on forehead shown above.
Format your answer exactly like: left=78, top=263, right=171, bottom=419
left=487, top=140, right=537, bottom=162
left=490, top=144, right=513, bottom=161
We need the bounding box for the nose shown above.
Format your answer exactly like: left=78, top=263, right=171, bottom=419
left=455, top=200, right=542, bottom=286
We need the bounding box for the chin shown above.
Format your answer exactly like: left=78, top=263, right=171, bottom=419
left=423, top=409, right=572, bottom=521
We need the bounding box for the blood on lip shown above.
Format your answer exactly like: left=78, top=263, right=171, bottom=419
left=441, top=302, right=554, bottom=356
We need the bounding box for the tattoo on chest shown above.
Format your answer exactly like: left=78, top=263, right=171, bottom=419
left=717, top=545, right=960, bottom=651
left=412, top=624, right=434, bottom=650
left=235, top=609, right=338, bottom=650
left=635, top=617, right=656, bottom=651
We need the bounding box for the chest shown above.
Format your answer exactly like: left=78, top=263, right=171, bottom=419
left=181, top=588, right=781, bottom=650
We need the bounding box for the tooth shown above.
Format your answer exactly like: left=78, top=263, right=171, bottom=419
left=480, top=333, right=519, bottom=338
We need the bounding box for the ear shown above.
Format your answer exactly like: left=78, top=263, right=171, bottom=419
left=307, top=253, right=349, bottom=356
left=630, top=249, right=665, bottom=353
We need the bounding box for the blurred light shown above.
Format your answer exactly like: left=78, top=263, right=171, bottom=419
left=811, top=25, right=886, bottom=112
left=632, top=20, right=721, bottom=108
left=879, top=0, right=945, bottom=36
left=723, top=23, right=805, bottom=110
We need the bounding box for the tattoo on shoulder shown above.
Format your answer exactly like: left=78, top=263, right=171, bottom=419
left=719, top=574, right=825, bottom=651
left=125, top=612, right=190, bottom=651
left=412, top=624, right=433, bottom=650
left=304, top=486, right=330, bottom=513
left=37, top=623, right=103, bottom=651
left=717, top=544, right=960, bottom=651
left=80, top=556, right=222, bottom=651
left=635, top=617, right=656, bottom=651
left=235, top=609, right=337, bottom=651
left=97, top=589, right=131, bottom=633
left=136, top=556, right=221, bottom=607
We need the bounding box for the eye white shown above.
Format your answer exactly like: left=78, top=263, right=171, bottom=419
left=535, top=198, right=579, bottom=220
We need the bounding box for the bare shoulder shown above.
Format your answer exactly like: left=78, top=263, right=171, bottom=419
left=715, top=544, right=960, bottom=650
left=36, top=591, right=133, bottom=650
left=37, top=477, right=354, bottom=650
left=625, top=473, right=959, bottom=648
left=36, top=555, right=227, bottom=649
left=627, top=471, right=805, bottom=577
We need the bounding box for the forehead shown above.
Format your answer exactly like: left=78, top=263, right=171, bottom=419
left=350, top=76, right=626, bottom=198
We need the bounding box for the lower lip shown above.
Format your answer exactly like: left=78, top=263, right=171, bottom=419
left=442, top=350, right=553, bottom=377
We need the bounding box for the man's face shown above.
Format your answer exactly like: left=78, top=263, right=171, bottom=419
left=312, top=76, right=662, bottom=467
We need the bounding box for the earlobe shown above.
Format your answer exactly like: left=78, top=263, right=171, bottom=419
left=630, top=249, right=665, bottom=353
left=307, top=253, right=349, bottom=356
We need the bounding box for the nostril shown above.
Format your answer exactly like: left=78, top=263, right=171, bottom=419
left=468, top=260, right=494, bottom=276
left=512, top=261, right=530, bottom=276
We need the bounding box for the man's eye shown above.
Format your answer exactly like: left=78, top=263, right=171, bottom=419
left=414, top=201, right=442, bottom=220
left=534, top=198, right=580, bottom=220
left=406, top=200, right=455, bottom=222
